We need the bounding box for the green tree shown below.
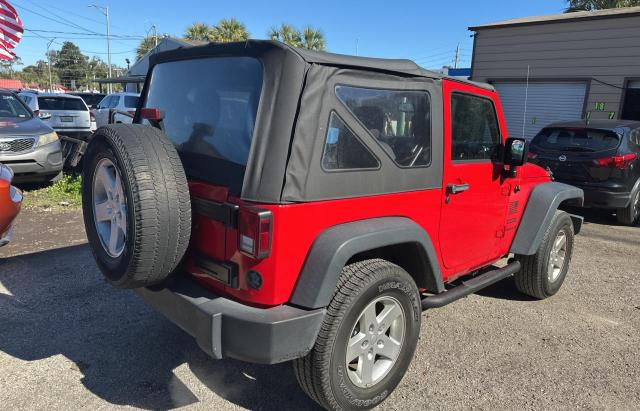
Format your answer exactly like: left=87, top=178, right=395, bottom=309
left=269, top=23, right=302, bottom=47
left=565, top=0, right=640, bottom=12
left=51, top=41, right=88, bottom=89
left=300, top=26, right=326, bottom=51
left=136, top=36, right=158, bottom=61
left=184, top=22, right=212, bottom=41
left=210, top=18, right=249, bottom=42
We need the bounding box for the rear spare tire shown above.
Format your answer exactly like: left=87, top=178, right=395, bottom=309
left=82, top=124, right=191, bottom=288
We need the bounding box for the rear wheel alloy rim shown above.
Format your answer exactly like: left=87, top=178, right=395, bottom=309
left=92, top=158, right=127, bottom=258
left=345, top=296, right=405, bottom=388
left=548, top=230, right=567, bottom=283
left=634, top=191, right=640, bottom=221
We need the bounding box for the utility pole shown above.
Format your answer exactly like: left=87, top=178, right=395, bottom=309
left=46, top=38, right=55, bottom=92
left=355, top=38, right=359, bottom=56
left=152, top=24, right=158, bottom=47
left=89, top=4, right=112, bottom=93
left=453, top=44, right=460, bottom=69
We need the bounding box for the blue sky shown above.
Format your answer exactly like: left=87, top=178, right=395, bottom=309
left=13, top=0, right=566, bottom=70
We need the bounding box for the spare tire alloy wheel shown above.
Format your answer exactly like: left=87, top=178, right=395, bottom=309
left=82, top=124, right=191, bottom=289
left=346, top=296, right=405, bottom=388
left=92, top=158, right=127, bottom=258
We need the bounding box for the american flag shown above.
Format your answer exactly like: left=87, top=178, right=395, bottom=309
left=0, top=0, right=22, bottom=60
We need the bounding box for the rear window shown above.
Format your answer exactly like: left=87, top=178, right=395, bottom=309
left=531, top=127, right=622, bottom=152
left=38, top=97, right=87, bottom=111
left=75, top=94, right=105, bottom=107
left=124, top=96, right=139, bottom=108
left=143, top=57, right=262, bottom=190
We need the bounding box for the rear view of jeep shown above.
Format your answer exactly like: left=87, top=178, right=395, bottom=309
left=81, top=41, right=582, bottom=410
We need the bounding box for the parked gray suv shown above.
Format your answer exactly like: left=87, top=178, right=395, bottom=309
left=0, top=90, right=63, bottom=183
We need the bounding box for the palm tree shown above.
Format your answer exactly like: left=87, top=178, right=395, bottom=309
left=300, top=27, right=326, bottom=51
left=210, top=18, right=250, bottom=43
left=268, top=23, right=302, bottom=47
left=135, top=36, right=158, bottom=61
left=184, top=22, right=212, bottom=41
left=565, top=0, right=640, bottom=12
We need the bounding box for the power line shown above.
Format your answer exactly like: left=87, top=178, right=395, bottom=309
left=25, top=29, right=144, bottom=39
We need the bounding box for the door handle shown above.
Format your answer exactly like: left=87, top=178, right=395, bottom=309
left=447, top=183, right=470, bottom=194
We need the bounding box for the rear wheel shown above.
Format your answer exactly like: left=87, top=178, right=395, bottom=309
left=514, top=211, right=574, bottom=299
left=293, top=259, right=421, bottom=410
left=82, top=124, right=191, bottom=288
left=616, top=188, right=639, bottom=226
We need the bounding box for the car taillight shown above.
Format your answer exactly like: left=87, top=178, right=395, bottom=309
left=238, top=207, right=272, bottom=259
left=593, top=153, right=637, bottom=169
left=139, top=108, right=163, bottom=121
left=90, top=112, right=96, bottom=122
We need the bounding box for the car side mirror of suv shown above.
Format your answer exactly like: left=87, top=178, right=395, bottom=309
left=504, top=138, right=528, bottom=167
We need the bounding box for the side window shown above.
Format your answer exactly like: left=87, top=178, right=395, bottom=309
left=336, top=86, right=431, bottom=167
left=630, top=129, right=640, bottom=148
left=109, top=96, right=120, bottom=108
left=98, top=96, right=110, bottom=109
left=321, top=111, right=380, bottom=171
left=451, top=93, right=501, bottom=161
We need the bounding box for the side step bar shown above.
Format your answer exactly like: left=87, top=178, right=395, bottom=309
left=421, top=261, right=521, bottom=310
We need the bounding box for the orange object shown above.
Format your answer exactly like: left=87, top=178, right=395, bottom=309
left=0, top=164, right=21, bottom=246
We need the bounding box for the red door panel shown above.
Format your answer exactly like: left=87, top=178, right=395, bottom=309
left=439, top=80, right=510, bottom=275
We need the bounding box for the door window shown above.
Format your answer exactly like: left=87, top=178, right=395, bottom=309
left=336, top=85, right=431, bottom=167
left=451, top=93, right=501, bottom=161
left=109, top=96, right=120, bottom=108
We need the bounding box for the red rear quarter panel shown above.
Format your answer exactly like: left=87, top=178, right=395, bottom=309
left=188, top=189, right=442, bottom=307
left=0, top=179, right=21, bottom=236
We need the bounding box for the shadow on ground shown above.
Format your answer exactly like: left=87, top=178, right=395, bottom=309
left=0, top=244, right=318, bottom=410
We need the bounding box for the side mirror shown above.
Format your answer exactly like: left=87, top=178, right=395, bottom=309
left=503, top=137, right=528, bottom=167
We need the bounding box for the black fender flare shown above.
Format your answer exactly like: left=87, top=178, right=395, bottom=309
left=510, top=182, right=584, bottom=256
left=289, top=217, right=444, bottom=309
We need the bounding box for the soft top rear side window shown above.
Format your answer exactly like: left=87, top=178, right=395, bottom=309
left=143, top=56, right=263, bottom=193
left=532, top=128, right=622, bottom=153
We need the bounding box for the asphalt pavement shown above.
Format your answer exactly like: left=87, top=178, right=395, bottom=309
left=0, top=208, right=638, bottom=410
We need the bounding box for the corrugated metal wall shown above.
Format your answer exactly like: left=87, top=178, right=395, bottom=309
left=493, top=82, right=587, bottom=139
left=471, top=13, right=640, bottom=123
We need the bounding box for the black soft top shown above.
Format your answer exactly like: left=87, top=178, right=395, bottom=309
left=143, top=40, right=487, bottom=203
left=149, top=39, right=492, bottom=90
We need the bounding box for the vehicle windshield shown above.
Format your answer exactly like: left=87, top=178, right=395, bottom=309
left=0, top=93, right=32, bottom=118
left=143, top=56, right=263, bottom=190
left=38, top=96, right=88, bottom=111
left=124, top=96, right=139, bottom=108
left=531, top=127, right=622, bottom=152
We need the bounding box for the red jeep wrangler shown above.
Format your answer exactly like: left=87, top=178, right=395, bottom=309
left=81, top=41, right=583, bottom=410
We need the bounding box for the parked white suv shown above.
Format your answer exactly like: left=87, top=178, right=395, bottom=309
left=19, top=93, right=96, bottom=139
left=92, top=92, right=140, bottom=127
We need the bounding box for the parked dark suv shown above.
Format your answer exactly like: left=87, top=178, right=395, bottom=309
left=528, top=120, right=640, bottom=225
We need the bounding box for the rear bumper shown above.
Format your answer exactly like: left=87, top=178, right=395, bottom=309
left=582, top=188, right=631, bottom=209
left=135, top=276, right=325, bottom=364
left=0, top=141, right=63, bottom=183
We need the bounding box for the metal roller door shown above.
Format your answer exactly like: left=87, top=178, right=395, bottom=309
left=494, top=82, right=587, bottom=139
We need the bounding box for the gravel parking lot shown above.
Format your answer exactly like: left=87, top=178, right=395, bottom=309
left=0, top=208, right=638, bottom=410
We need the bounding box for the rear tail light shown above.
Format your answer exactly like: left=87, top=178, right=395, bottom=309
left=89, top=112, right=96, bottom=122
left=593, top=153, right=637, bottom=169
left=238, top=207, right=272, bottom=259
left=139, top=108, right=163, bottom=121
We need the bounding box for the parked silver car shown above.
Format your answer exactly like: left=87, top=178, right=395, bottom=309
left=92, top=92, right=139, bottom=127
left=0, top=90, right=63, bottom=183
left=19, top=92, right=96, bottom=138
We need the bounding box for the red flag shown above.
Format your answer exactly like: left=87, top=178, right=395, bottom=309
left=0, top=0, right=22, bottom=61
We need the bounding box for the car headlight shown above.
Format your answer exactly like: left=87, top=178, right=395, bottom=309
left=37, top=131, right=59, bottom=146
